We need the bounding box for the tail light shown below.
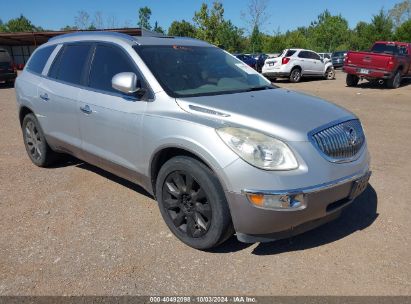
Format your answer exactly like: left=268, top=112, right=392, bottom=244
left=282, top=57, right=290, bottom=65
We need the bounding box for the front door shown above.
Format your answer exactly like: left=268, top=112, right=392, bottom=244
left=77, top=43, right=149, bottom=183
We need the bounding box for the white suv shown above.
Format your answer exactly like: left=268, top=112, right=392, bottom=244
left=262, top=49, right=335, bottom=83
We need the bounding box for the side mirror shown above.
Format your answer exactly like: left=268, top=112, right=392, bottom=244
left=112, top=72, right=145, bottom=96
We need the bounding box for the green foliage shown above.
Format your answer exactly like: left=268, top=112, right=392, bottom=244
left=192, top=1, right=244, bottom=52
left=249, top=25, right=263, bottom=52
left=0, top=14, right=41, bottom=32
left=168, top=20, right=197, bottom=37
left=369, top=9, right=394, bottom=41
left=138, top=6, right=152, bottom=30
left=153, top=21, right=165, bottom=34
left=395, top=19, right=411, bottom=41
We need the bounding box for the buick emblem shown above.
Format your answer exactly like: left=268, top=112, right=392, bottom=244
left=346, top=127, right=358, bottom=146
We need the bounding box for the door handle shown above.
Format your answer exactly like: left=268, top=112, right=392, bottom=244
left=39, top=93, right=49, bottom=101
left=80, top=105, right=92, bottom=114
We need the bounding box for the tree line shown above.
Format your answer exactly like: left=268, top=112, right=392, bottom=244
left=0, top=0, right=410, bottom=54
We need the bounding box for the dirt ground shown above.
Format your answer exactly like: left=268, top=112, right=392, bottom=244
left=0, top=71, right=410, bottom=296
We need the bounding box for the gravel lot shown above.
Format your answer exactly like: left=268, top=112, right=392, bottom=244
left=0, top=71, right=410, bottom=296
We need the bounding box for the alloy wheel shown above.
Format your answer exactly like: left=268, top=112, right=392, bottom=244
left=25, top=120, right=43, bottom=161
left=162, top=171, right=212, bottom=238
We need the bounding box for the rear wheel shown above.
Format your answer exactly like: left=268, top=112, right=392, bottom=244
left=22, top=113, right=57, bottom=167
left=156, top=156, right=233, bottom=250
left=346, top=74, right=359, bottom=87
left=289, top=68, right=302, bottom=83
left=387, top=71, right=401, bottom=89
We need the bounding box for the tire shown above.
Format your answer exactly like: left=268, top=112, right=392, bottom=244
left=289, top=68, right=302, bottom=83
left=22, top=113, right=57, bottom=167
left=386, top=71, right=401, bottom=89
left=324, top=67, right=335, bottom=80
left=346, top=74, right=359, bottom=87
left=156, top=156, right=233, bottom=250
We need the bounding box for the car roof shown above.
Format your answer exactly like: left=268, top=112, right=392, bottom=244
left=46, top=31, right=212, bottom=48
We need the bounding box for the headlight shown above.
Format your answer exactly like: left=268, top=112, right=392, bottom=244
left=216, top=127, right=298, bottom=170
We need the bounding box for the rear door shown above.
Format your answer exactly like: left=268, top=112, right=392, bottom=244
left=38, top=43, right=93, bottom=156
left=77, top=43, right=150, bottom=182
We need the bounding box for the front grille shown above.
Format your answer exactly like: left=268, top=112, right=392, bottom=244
left=310, top=119, right=365, bottom=162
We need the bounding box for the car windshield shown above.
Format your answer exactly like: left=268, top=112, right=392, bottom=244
left=371, top=43, right=399, bottom=55
left=134, top=45, right=272, bottom=98
left=332, top=51, right=345, bottom=57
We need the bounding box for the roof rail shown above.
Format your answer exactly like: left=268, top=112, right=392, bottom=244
left=49, top=31, right=136, bottom=42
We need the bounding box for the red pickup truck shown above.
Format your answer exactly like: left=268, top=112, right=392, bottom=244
left=343, top=41, right=411, bottom=89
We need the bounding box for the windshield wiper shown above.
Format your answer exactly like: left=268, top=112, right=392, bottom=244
left=245, top=85, right=274, bottom=92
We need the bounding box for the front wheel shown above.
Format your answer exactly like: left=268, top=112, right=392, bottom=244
left=289, top=68, right=302, bottom=83
left=156, top=156, right=233, bottom=250
left=387, top=71, right=401, bottom=89
left=324, top=67, right=335, bottom=80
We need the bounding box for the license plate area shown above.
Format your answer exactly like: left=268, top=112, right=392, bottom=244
left=349, top=172, right=371, bottom=199
left=359, top=68, right=370, bottom=74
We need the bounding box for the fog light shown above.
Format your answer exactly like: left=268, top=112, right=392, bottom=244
left=246, top=193, right=306, bottom=210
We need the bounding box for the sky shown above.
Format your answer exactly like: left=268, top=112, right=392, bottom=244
left=1, top=0, right=401, bottom=33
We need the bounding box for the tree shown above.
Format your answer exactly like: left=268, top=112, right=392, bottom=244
left=241, top=0, right=270, bottom=34
left=193, top=1, right=224, bottom=44
left=74, top=11, right=90, bottom=30
left=308, top=10, right=350, bottom=52
left=249, top=24, right=263, bottom=52
left=153, top=21, right=165, bottom=34
left=388, top=0, right=411, bottom=28
left=395, top=19, right=411, bottom=41
left=138, top=6, right=152, bottom=30
left=2, top=15, right=40, bottom=32
left=93, top=11, right=104, bottom=29
left=369, top=9, right=393, bottom=41
left=216, top=20, right=244, bottom=52
left=61, top=25, right=78, bottom=31
left=168, top=20, right=197, bottom=37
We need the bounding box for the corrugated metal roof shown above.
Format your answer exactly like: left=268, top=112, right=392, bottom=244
left=0, top=28, right=142, bottom=46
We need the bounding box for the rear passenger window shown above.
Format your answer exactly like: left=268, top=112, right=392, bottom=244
left=26, top=45, right=56, bottom=74
left=298, top=51, right=309, bottom=59
left=48, top=44, right=91, bottom=85
left=88, top=44, right=138, bottom=93
left=285, top=50, right=296, bottom=57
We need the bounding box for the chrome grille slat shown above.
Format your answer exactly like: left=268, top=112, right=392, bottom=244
left=310, top=119, right=365, bottom=162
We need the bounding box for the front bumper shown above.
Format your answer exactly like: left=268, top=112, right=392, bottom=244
left=226, top=170, right=371, bottom=243
left=343, top=65, right=393, bottom=79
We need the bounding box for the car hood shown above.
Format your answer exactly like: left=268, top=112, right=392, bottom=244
left=175, top=88, right=355, bottom=142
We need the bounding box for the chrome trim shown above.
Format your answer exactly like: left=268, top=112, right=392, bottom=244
left=189, top=105, right=230, bottom=117
left=242, top=170, right=371, bottom=197
left=308, top=118, right=366, bottom=163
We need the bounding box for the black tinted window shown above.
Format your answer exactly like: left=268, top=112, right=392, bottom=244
left=89, top=45, right=137, bottom=93
left=285, top=50, right=297, bottom=57
left=309, top=52, right=321, bottom=60
left=298, top=51, right=309, bottom=59
left=49, top=44, right=91, bottom=85
left=27, top=45, right=56, bottom=74
left=371, top=43, right=399, bottom=55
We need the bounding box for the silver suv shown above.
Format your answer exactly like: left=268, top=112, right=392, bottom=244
left=15, top=32, right=370, bottom=249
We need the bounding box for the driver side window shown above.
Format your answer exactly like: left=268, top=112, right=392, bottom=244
left=88, top=44, right=145, bottom=94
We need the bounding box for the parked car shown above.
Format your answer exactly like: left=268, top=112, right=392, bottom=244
left=234, top=54, right=257, bottom=70
left=0, top=48, right=17, bottom=86
left=15, top=32, right=370, bottom=249
left=331, top=51, right=347, bottom=68
left=251, top=53, right=269, bottom=72
left=262, top=48, right=335, bottom=82
left=343, top=41, right=411, bottom=89
left=318, top=52, right=332, bottom=62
